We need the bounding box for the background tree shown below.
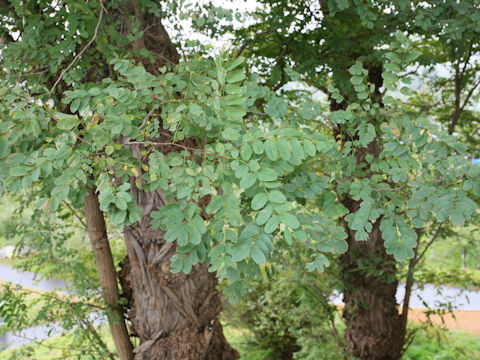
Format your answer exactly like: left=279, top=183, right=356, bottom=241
left=197, top=1, right=480, bottom=358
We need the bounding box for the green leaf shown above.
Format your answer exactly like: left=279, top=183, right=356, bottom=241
left=191, top=215, right=206, bottom=234
left=277, top=138, right=291, bottom=160
left=0, top=139, right=10, bottom=158
left=226, top=267, right=239, bottom=282
left=9, top=165, right=29, bottom=177
left=185, top=223, right=201, bottom=244
left=251, top=246, right=266, bottom=265
left=268, top=190, right=286, bottom=203
left=206, top=196, right=224, bottom=214
left=232, top=244, right=250, bottom=262
left=222, top=127, right=241, bottom=141
left=241, top=143, right=253, bottom=161
left=251, top=193, right=268, bottom=210
left=264, top=215, right=280, bottom=234
left=257, top=168, right=278, bottom=182
left=226, top=70, right=245, bottom=83
left=252, top=140, right=264, bottom=154
left=240, top=173, right=257, bottom=189
left=290, top=139, right=305, bottom=159
left=264, top=139, right=278, bottom=161
left=279, top=212, right=300, bottom=229
left=110, top=210, right=127, bottom=225
left=256, top=205, right=273, bottom=225
left=225, top=105, right=246, bottom=123
left=294, top=229, right=307, bottom=242
left=225, top=84, right=243, bottom=95
left=225, top=57, right=245, bottom=71
left=55, top=112, right=80, bottom=130
left=284, top=228, right=292, bottom=245
left=303, top=140, right=316, bottom=157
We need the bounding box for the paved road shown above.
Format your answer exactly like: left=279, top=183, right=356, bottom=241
left=0, top=263, right=69, bottom=291
left=329, top=282, right=480, bottom=311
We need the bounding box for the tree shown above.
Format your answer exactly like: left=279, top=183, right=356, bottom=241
left=0, top=1, right=333, bottom=358
left=204, top=0, right=480, bottom=359
left=1, top=1, right=479, bottom=360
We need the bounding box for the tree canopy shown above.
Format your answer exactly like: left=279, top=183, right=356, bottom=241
left=1, top=1, right=480, bottom=359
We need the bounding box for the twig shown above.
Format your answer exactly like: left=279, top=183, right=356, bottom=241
left=10, top=333, right=95, bottom=352
left=7, top=69, right=48, bottom=78
left=329, top=316, right=348, bottom=360
left=125, top=141, right=229, bottom=159
left=413, top=222, right=444, bottom=266
left=48, top=3, right=104, bottom=96
left=247, top=110, right=268, bottom=117
left=139, top=108, right=156, bottom=130
left=372, top=184, right=407, bottom=192
left=76, top=134, right=93, bottom=146
left=63, top=200, right=87, bottom=229
left=15, top=285, right=106, bottom=311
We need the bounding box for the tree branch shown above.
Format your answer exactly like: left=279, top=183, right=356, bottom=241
left=413, top=222, right=444, bottom=267
left=125, top=141, right=229, bottom=159
left=49, top=3, right=104, bottom=96
left=63, top=200, right=87, bottom=229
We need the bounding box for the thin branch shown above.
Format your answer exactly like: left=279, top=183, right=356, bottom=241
left=459, top=44, right=472, bottom=79
left=81, top=317, right=116, bottom=360
left=234, top=42, right=248, bottom=58
left=49, top=3, right=104, bottom=96
left=75, top=134, right=93, bottom=146
left=460, top=78, right=480, bottom=112
left=329, top=316, right=348, bottom=360
left=9, top=333, right=95, bottom=352
left=413, top=222, right=444, bottom=267
left=16, top=285, right=106, bottom=311
left=401, top=228, right=422, bottom=328
left=372, top=184, right=407, bottom=193
left=63, top=200, right=87, bottom=229
left=246, top=110, right=268, bottom=117
left=139, top=108, right=155, bottom=130
left=125, top=141, right=229, bottom=159
left=400, top=328, right=418, bottom=358
left=7, top=69, right=48, bottom=78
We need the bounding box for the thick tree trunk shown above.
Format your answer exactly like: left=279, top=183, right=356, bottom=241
left=108, top=4, right=238, bottom=358
left=83, top=185, right=135, bottom=360
left=332, top=61, right=407, bottom=360
left=340, top=217, right=405, bottom=360
left=121, top=180, right=238, bottom=360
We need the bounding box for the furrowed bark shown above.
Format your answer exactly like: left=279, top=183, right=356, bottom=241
left=121, top=144, right=238, bottom=360
left=113, top=3, right=238, bottom=358
left=335, top=64, right=407, bottom=360
left=339, top=197, right=408, bottom=357
left=83, top=185, right=134, bottom=360
left=340, top=219, right=405, bottom=360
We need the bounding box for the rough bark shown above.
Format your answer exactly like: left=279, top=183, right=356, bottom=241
left=111, top=3, right=238, bottom=359
left=335, top=62, right=407, bottom=360
left=340, top=218, right=405, bottom=360
left=83, top=185, right=134, bottom=360
left=119, top=140, right=238, bottom=360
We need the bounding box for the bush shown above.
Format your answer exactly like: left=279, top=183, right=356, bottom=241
left=224, top=248, right=347, bottom=360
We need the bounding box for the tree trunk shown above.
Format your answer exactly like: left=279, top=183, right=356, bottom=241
left=110, top=4, right=239, bottom=359
left=120, top=181, right=238, bottom=360
left=84, top=185, right=135, bottom=360
left=331, top=61, right=408, bottom=360
left=340, top=217, right=405, bottom=360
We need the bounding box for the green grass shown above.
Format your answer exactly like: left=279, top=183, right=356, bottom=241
left=404, top=326, right=480, bottom=360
